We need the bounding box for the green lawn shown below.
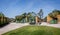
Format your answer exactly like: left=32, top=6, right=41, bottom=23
left=2, top=26, right=60, bottom=35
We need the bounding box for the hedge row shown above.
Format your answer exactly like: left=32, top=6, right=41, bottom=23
left=0, top=17, right=10, bottom=27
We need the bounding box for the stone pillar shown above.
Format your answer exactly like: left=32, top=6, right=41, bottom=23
left=35, top=16, right=38, bottom=24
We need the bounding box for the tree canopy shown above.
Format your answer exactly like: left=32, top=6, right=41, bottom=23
left=48, top=10, right=60, bottom=18
left=0, top=12, right=5, bottom=17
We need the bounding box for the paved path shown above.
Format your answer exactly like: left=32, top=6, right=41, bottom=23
left=0, top=22, right=60, bottom=35
left=0, top=23, right=29, bottom=35
left=41, top=22, right=60, bottom=28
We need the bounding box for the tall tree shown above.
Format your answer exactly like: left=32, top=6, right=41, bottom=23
left=38, top=9, right=43, bottom=19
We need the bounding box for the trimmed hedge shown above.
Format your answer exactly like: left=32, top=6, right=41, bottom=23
left=0, top=17, right=9, bottom=28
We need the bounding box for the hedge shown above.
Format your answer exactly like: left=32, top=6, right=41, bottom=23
left=0, top=17, right=9, bottom=27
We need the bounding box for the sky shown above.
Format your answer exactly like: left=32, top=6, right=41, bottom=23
left=0, top=0, right=60, bottom=18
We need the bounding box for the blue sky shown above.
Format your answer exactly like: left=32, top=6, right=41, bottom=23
left=0, top=0, right=60, bottom=18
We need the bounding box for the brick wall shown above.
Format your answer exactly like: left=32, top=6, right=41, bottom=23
left=47, top=15, right=53, bottom=23
left=57, top=15, right=60, bottom=23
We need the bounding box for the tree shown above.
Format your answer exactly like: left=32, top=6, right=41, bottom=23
left=38, top=9, right=43, bottom=19
left=0, top=12, right=5, bottom=17
left=49, top=10, right=60, bottom=18
left=15, top=12, right=36, bottom=23
left=15, top=13, right=28, bottom=22
left=27, top=12, right=36, bottom=22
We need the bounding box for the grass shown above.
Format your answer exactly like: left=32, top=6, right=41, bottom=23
left=2, top=26, right=60, bottom=35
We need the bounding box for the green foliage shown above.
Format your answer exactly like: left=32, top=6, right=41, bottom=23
left=0, top=12, right=5, bottom=17
left=48, top=10, right=60, bottom=18
left=15, top=12, right=36, bottom=23
left=38, top=9, right=43, bottom=19
left=2, top=26, right=60, bottom=35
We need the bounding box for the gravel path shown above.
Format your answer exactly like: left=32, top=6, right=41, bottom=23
left=0, top=23, right=29, bottom=35
left=41, top=22, right=60, bottom=28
